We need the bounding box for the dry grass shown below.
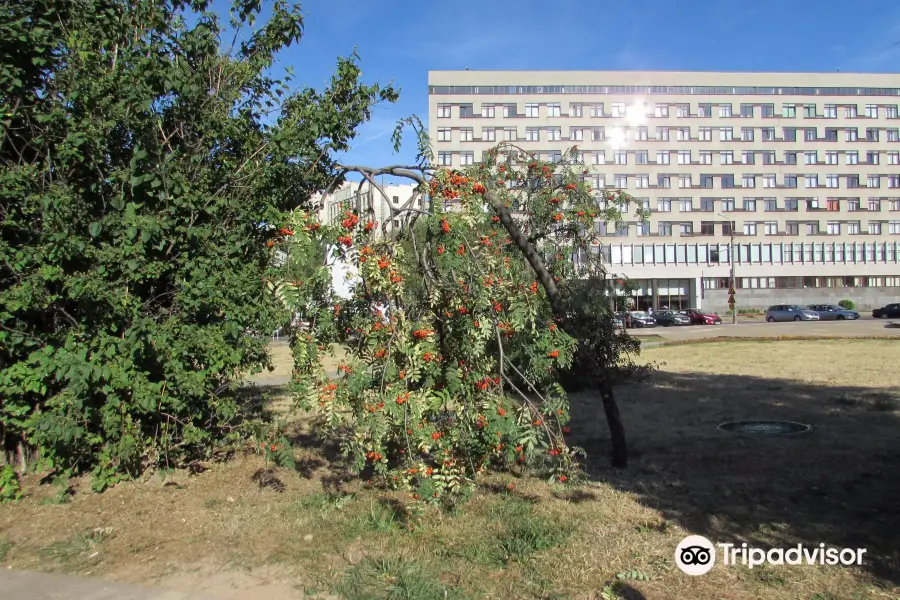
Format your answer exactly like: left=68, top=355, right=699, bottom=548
left=1, top=340, right=898, bottom=600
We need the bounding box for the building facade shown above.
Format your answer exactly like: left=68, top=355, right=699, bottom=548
left=315, top=179, right=421, bottom=232
left=428, top=70, right=900, bottom=312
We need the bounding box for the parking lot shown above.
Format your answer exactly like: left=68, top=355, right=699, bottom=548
left=632, top=316, right=900, bottom=342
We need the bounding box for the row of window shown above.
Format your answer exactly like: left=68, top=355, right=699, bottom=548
left=702, top=275, right=900, bottom=290
left=594, top=241, right=900, bottom=266
left=429, top=85, right=900, bottom=97
left=583, top=172, right=900, bottom=189
left=604, top=220, right=900, bottom=237
left=437, top=124, right=900, bottom=143
left=616, top=197, right=900, bottom=213
left=435, top=101, right=900, bottom=119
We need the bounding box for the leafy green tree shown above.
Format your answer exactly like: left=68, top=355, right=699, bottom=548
left=0, top=0, right=396, bottom=488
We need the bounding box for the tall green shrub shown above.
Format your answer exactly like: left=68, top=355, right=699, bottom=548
left=0, top=0, right=396, bottom=488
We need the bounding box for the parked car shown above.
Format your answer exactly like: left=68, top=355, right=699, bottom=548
left=628, top=311, right=657, bottom=328
left=765, top=305, right=820, bottom=322
left=679, top=308, right=723, bottom=326
left=872, top=303, right=900, bottom=319
left=806, top=304, right=860, bottom=320
left=654, top=310, right=692, bottom=327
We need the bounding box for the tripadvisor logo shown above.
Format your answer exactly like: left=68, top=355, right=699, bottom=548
left=675, top=535, right=867, bottom=576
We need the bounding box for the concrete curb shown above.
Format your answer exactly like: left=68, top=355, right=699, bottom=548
left=0, top=570, right=222, bottom=600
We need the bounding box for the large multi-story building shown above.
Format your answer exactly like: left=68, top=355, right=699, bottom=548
left=315, top=179, right=421, bottom=231
left=428, top=70, right=900, bottom=312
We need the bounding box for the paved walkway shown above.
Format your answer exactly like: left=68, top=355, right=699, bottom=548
left=633, top=316, right=900, bottom=343
left=0, top=569, right=221, bottom=600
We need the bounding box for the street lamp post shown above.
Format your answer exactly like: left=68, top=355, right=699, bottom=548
left=718, top=213, right=737, bottom=325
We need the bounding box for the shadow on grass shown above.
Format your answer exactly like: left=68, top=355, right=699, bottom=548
left=568, top=370, right=900, bottom=585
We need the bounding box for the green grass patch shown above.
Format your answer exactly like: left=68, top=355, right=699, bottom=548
left=335, top=555, right=463, bottom=600
left=0, top=537, right=12, bottom=561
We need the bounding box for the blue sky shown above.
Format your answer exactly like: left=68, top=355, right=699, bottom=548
left=242, top=0, right=900, bottom=167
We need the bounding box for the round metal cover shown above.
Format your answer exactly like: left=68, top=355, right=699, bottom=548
left=717, top=420, right=811, bottom=435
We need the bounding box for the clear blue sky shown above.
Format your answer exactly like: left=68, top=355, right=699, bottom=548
left=241, top=0, right=900, bottom=167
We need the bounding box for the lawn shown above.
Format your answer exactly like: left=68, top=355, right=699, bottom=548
left=1, top=340, right=898, bottom=600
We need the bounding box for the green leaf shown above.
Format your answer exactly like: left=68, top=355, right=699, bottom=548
left=88, top=222, right=102, bottom=237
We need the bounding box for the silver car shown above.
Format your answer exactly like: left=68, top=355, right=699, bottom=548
left=765, top=304, right=820, bottom=322
left=806, top=304, right=860, bottom=320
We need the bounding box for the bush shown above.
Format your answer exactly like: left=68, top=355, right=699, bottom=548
left=0, top=0, right=396, bottom=488
left=838, top=299, right=855, bottom=310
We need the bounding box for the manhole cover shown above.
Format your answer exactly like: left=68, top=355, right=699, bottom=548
left=718, top=420, right=811, bottom=435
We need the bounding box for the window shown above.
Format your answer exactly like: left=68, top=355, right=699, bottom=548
left=719, top=104, right=732, bottom=117
left=762, top=127, right=775, bottom=141
left=743, top=151, right=755, bottom=164
left=656, top=198, right=672, bottom=212
left=437, top=128, right=451, bottom=142
left=592, top=127, right=605, bottom=141
left=764, top=198, right=777, bottom=211
left=677, top=127, right=690, bottom=141
left=701, top=221, right=715, bottom=235
left=700, top=198, right=714, bottom=212
left=437, top=104, right=452, bottom=118
left=503, top=127, right=516, bottom=141
left=698, top=104, right=712, bottom=117
left=569, top=103, right=582, bottom=117
left=483, top=128, right=496, bottom=142
left=722, top=220, right=733, bottom=235
left=826, top=174, right=839, bottom=188
left=890, top=221, right=900, bottom=234
left=680, top=198, right=693, bottom=212
left=635, top=175, right=649, bottom=188
left=866, top=104, right=878, bottom=118
left=807, top=221, right=820, bottom=235
left=741, top=127, right=754, bottom=141
left=804, top=151, right=817, bottom=165
left=782, top=104, right=796, bottom=118
left=845, top=151, right=859, bottom=165
left=845, top=105, right=858, bottom=118
left=846, top=128, right=858, bottom=141
left=786, top=222, right=800, bottom=235
left=569, top=127, right=583, bottom=141
left=827, top=221, right=840, bottom=235
left=763, top=175, right=776, bottom=188
left=676, top=104, right=689, bottom=118
left=614, top=150, right=627, bottom=165
left=761, top=104, right=775, bottom=117
left=743, top=222, right=757, bottom=235
left=698, top=127, right=712, bottom=141
left=655, top=104, right=669, bottom=117
left=547, top=103, right=561, bottom=117
left=658, top=222, right=672, bottom=236
left=742, top=174, right=756, bottom=188
left=785, top=174, right=798, bottom=188
left=825, top=128, right=838, bottom=141
left=657, top=150, right=670, bottom=164
left=588, top=103, right=603, bottom=117
left=869, top=198, right=881, bottom=211
left=720, top=127, right=733, bottom=141
left=822, top=151, right=836, bottom=165
left=868, top=175, right=881, bottom=188
left=804, top=104, right=817, bottom=118
left=824, top=104, right=837, bottom=118
left=743, top=198, right=757, bottom=211
left=502, top=105, right=513, bottom=118
left=699, top=151, right=712, bottom=164
left=611, top=102, right=626, bottom=117
left=678, top=150, right=691, bottom=164
left=720, top=151, right=734, bottom=165
left=525, top=103, right=539, bottom=118
left=614, top=174, right=627, bottom=188
left=889, top=129, right=900, bottom=142
left=721, top=198, right=735, bottom=211
left=741, top=104, right=754, bottom=118
left=887, top=105, right=899, bottom=119
left=804, top=128, right=817, bottom=141
left=889, top=152, right=900, bottom=165
left=525, top=128, right=540, bottom=141
left=460, top=152, right=474, bottom=166
left=459, top=105, right=472, bottom=117
left=847, top=221, right=860, bottom=234
left=459, top=127, right=473, bottom=141
left=866, top=128, right=879, bottom=142
left=763, top=151, right=775, bottom=165
left=847, top=175, right=859, bottom=188
left=848, top=199, right=860, bottom=211
left=635, top=150, right=648, bottom=164
left=806, top=174, right=819, bottom=188
left=481, top=104, right=495, bottom=118
left=827, top=199, right=840, bottom=211
left=869, top=222, right=882, bottom=234
left=658, top=175, right=671, bottom=188
left=765, top=221, right=778, bottom=235
left=634, top=126, right=648, bottom=141
left=785, top=128, right=798, bottom=141
left=892, top=199, right=900, bottom=210
left=656, top=127, right=670, bottom=141
left=700, top=174, right=714, bottom=188
left=890, top=175, right=900, bottom=188
left=724, top=175, right=738, bottom=189
left=679, top=175, right=692, bottom=188
left=438, top=152, right=452, bottom=166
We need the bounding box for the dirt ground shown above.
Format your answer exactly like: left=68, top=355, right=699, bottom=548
left=1, top=339, right=898, bottom=599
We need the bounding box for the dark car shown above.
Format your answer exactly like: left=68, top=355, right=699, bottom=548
left=873, top=303, right=900, bottom=318
left=654, top=310, right=692, bottom=327
left=679, top=308, right=723, bottom=326
left=628, top=311, right=657, bottom=328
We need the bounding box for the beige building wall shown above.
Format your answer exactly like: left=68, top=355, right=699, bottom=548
left=314, top=180, right=421, bottom=233
left=428, top=70, right=900, bottom=310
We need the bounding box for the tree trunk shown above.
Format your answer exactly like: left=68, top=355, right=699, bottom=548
left=597, top=375, right=627, bottom=468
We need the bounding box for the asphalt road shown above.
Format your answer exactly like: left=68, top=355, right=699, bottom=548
left=632, top=316, right=900, bottom=341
